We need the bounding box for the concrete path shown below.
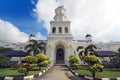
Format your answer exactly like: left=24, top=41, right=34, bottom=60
left=38, top=65, right=82, bottom=80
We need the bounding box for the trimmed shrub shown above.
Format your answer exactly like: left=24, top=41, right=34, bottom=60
left=39, top=61, right=49, bottom=67
left=35, top=54, right=48, bottom=62
left=18, top=68, right=28, bottom=75
left=35, top=54, right=50, bottom=68
left=23, top=56, right=37, bottom=64
left=84, top=55, right=104, bottom=77
left=10, top=62, right=18, bottom=69
left=69, top=54, right=80, bottom=70
left=30, top=64, right=37, bottom=68
left=18, top=63, right=31, bottom=75
left=22, top=63, right=31, bottom=71
left=70, top=63, right=80, bottom=70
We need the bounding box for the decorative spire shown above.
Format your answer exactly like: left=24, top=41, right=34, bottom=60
left=54, top=5, right=68, bottom=21
left=56, top=0, right=63, bottom=6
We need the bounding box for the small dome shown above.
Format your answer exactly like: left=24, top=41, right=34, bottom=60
left=57, top=5, right=64, bottom=9
left=85, top=34, right=92, bottom=37
left=29, top=34, right=35, bottom=37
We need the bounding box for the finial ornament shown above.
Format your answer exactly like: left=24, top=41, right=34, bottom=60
left=56, top=0, right=63, bottom=6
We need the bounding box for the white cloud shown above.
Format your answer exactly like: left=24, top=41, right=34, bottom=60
left=0, top=19, right=28, bottom=43
left=35, top=32, right=46, bottom=40
left=31, top=0, right=35, bottom=5
left=34, top=0, right=120, bottom=42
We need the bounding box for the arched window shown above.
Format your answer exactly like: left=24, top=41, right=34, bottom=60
left=65, top=27, right=68, bottom=33
left=52, top=27, right=56, bottom=33
left=59, top=27, right=62, bottom=33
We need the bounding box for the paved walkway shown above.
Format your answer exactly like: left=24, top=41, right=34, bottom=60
left=39, top=65, right=82, bottom=80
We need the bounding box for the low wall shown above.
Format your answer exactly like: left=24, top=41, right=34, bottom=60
left=0, top=67, right=51, bottom=80
left=68, top=66, right=120, bottom=80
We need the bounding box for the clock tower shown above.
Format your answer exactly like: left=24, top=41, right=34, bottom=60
left=46, top=6, right=74, bottom=66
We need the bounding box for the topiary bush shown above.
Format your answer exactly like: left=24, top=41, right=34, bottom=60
left=18, top=68, right=28, bottom=75
left=35, top=54, right=50, bottom=68
left=22, top=63, right=31, bottom=71
left=18, top=63, right=31, bottom=75
left=10, top=62, right=18, bottom=69
left=23, top=56, right=37, bottom=64
left=84, top=55, right=104, bottom=78
left=39, top=61, right=49, bottom=67
left=70, top=63, right=80, bottom=70
left=30, top=63, right=37, bottom=68
left=69, top=54, right=80, bottom=70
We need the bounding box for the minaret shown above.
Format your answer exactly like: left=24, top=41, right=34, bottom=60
left=46, top=6, right=74, bottom=66
left=48, top=6, right=73, bottom=38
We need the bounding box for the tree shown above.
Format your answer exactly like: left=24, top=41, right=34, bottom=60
left=118, top=48, right=120, bottom=53
left=0, top=46, right=12, bottom=52
left=21, top=56, right=37, bottom=72
left=85, top=44, right=97, bottom=56
left=69, top=54, right=80, bottom=70
left=23, top=56, right=37, bottom=64
left=84, top=55, right=104, bottom=77
left=35, top=54, right=50, bottom=68
left=77, top=46, right=84, bottom=52
left=118, top=48, right=120, bottom=63
left=18, top=63, right=31, bottom=75
left=25, top=40, right=42, bottom=56
left=77, top=46, right=85, bottom=60
left=38, top=42, right=46, bottom=54
left=110, top=48, right=120, bottom=67
left=0, top=55, right=10, bottom=68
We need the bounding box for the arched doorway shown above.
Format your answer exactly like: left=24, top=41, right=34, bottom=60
left=55, top=45, right=65, bottom=64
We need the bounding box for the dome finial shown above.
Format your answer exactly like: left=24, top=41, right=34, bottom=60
left=56, top=0, right=63, bottom=6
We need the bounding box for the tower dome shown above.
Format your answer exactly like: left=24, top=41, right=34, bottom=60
left=85, top=34, right=92, bottom=38
left=85, top=34, right=92, bottom=42
left=54, top=6, right=68, bottom=21
left=29, top=34, right=35, bottom=40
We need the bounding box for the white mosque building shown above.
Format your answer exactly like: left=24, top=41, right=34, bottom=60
left=3, top=6, right=120, bottom=66
left=43, top=6, right=120, bottom=66
left=46, top=6, right=75, bottom=65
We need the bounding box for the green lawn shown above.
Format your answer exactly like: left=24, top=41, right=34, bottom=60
left=0, top=67, right=46, bottom=77
left=75, top=66, right=120, bottom=78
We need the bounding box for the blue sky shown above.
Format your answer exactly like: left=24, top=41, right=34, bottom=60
left=0, top=0, right=47, bottom=38
left=0, top=0, right=120, bottom=43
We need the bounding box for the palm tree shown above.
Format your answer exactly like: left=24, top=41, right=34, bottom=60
left=110, top=48, right=120, bottom=67
left=25, top=40, right=42, bottom=56
left=118, top=48, right=120, bottom=53
left=85, top=44, right=97, bottom=56
left=77, top=46, right=84, bottom=52
left=117, top=48, right=120, bottom=63
left=77, top=46, right=85, bottom=59
left=38, top=42, right=46, bottom=54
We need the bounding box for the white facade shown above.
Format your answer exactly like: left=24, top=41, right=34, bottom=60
left=46, top=6, right=120, bottom=66
left=2, top=6, right=120, bottom=66
left=46, top=6, right=74, bottom=66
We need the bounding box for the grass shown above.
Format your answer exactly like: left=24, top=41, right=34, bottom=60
left=75, top=66, right=120, bottom=78
left=0, top=67, right=46, bottom=77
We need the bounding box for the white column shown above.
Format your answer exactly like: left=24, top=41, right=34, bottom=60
left=56, top=27, right=58, bottom=33
left=67, top=27, right=70, bottom=34
left=62, top=27, right=64, bottom=34
left=50, top=26, right=52, bottom=33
